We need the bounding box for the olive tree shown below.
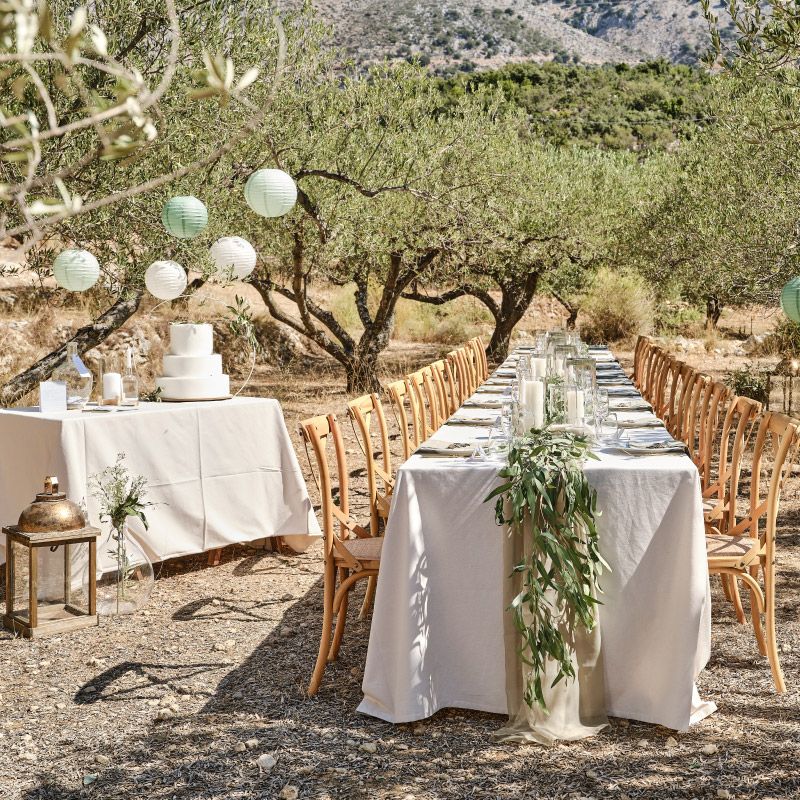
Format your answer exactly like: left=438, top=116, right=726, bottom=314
left=0, top=1, right=319, bottom=404
left=404, top=132, right=644, bottom=360
left=217, top=63, right=501, bottom=392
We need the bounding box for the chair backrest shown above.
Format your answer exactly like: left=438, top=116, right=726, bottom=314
left=633, top=336, right=651, bottom=387
left=642, top=345, right=663, bottom=404
left=469, top=337, right=489, bottom=382
left=447, top=349, right=471, bottom=406
left=299, top=414, right=370, bottom=570
left=681, top=371, right=709, bottom=457
left=407, top=368, right=439, bottom=438
left=347, top=393, right=393, bottom=533
left=652, top=351, right=673, bottom=416
left=733, top=412, right=799, bottom=573
left=669, top=362, right=696, bottom=438
left=705, top=395, right=761, bottom=534
left=431, top=359, right=457, bottom=417
left=386, top=378, right=420, bottom=461
left=659, top=357, right=683, bottom=427
left=697, top=380, right=731, bottom=491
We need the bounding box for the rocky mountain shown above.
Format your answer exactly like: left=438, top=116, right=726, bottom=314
left=308, top=0, right=734, bottom=71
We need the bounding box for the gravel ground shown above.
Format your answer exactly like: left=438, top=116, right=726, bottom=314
left=2, top=346, right=799, bottom=800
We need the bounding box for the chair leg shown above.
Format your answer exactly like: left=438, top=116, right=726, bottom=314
left=730, top=575, right=747, bottom=625
left=749, top=565, right=767, bottom=657
left=764, top=562, right=786, bottom=693
left=308, top=565, right=336, bottom=696
left=360, top=575, right=376, bottom=619
left=328, top=568, right=349, bottom=663
left=721, top=573, right=733, bottom=602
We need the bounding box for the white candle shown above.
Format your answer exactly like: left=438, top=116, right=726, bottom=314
left=102, top=372, right=122, bottom=404
left=529, top=379, right=544, bottom=429
left=555, top=356, right=565, bottom=377
left=567, top=388, right=585, bottom=425
left=531, top=357, right=546, bottom=378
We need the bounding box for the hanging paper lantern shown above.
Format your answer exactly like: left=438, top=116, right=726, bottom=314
left=53, top=249, right=100, bottom=292
left=210, top=236, right=258, bottom=280
left=145, top=260, right=187, bottom=301
left=781, top=277, right=800, bottom=323
left=161, top=196, right=208, bottom=239
left=244, top=169, right=297, bottom=218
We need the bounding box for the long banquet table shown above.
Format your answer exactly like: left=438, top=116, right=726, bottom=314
left=0, top=397, right=320, bottom=564
left=358, top=348, right=716, bottom=731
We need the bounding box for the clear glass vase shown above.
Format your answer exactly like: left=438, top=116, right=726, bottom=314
left=52, top=342, right=93, bottom=409
left=85, top=520, right=154, bottom=616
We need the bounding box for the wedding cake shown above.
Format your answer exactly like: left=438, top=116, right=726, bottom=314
left=155, top=323, right=230, bottom=400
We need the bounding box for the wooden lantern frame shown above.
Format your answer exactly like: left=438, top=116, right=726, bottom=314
left=3, top=524, right=100, bottom=638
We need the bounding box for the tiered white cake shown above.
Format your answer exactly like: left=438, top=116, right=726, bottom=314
left=155, top=323, right=230, bottom=400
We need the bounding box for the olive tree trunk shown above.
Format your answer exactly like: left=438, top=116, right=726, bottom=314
left=0, top=290, right=144, bottom=407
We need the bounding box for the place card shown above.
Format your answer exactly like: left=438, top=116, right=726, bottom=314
left=39, top=380, right=67, bottom=413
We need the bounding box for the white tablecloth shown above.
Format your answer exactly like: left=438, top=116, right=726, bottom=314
left=359, top=353, right=714, bottom=731
left=0, top=397, right=320, bottom=563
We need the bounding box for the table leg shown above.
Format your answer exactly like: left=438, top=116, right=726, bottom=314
left=88, top=541, right=96, bottom=616
left=63, top=543, right=71, bottom=605
left=4, top=536, right=12, bottom=618
left=207, top=548, right=223, bottom=567
left=28, top=546, right=37, bottom=629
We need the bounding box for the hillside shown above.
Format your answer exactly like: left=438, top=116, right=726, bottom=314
left=308, top=0, right=732, bottom=71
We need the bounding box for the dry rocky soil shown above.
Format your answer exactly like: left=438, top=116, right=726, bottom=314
left=1, top=331, right=800, bottom=799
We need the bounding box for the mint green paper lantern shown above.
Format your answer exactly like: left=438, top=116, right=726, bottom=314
left=244, top=169, right=297, bottom=218
left=781, top=277, right=800, bottom=323
left=53, top=249, right=100, bottom=292
left=161, top=196, right=208, bottom=239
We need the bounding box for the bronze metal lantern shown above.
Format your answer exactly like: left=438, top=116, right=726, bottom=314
left=3, top=477, right=101, bottom=638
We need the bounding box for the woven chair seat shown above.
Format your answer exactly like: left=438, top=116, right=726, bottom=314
left=342, top=536, right=383, bottom=563
left=706, top=534, right=760, bottom=568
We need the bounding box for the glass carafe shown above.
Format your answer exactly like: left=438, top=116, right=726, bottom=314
left=52, top=342, right=93, bottom=409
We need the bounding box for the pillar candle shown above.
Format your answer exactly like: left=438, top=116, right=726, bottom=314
left=528, top=379, right=545, bottom=429
left=531, top=357, right=546, bottom=378
left=566, top=388, right=585, bottom=425
left=102, top=372, right=122, bottom=404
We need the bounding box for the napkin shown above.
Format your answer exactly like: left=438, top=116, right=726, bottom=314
left=447, top=415, right=498, bottom=426
left=610, top=400, right=652, bottom=412
left=617, top=418, right=665, bottom=429
left=416, top=439, right=475, bottom=457
left=624, top=440, right=687, bottom=455
left=464, top=399, right=504, bottom=409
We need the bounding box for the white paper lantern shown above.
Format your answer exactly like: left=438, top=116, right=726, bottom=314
left=244, top=169, right=297, bottom=218
left=161, top=196, right=208, bottom=239
left=53, top=249, right=100, bottom=292
left=210, top=236, right=258, bottom=280
left=145, top=260, right=187, bottom=300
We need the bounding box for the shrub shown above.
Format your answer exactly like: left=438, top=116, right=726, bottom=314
left=579, top=267, right=655, bottom=344
left=725, top=364, right=770, bottom=405
left=757, top=318, right=800, bottom=357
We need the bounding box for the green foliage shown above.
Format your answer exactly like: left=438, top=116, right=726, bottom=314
left=440, top=60, right=713, bottom=150
left=579, top=267, right=655, bottom=343
left=725, top=364, right=770, bottom=405
left=485, top=430, right=606, bottom=711
left=759, top=319, right=800, bottom=357
left=89, top=452, right=151, bottom=533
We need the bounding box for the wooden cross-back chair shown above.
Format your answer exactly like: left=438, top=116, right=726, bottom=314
left=430, top=359, right=458, bottom=418
left=706, top=410, right=800, bottom=693
left=407, top=366, right=441, bottom=436
left=651, top=350, right=673, bottom=415
left=299, top=413, right=382, bottom=696
left=639, top=343, right=660, bottom=404
left=347, top=393, right=394, bottom=532
left=386, top=378, right=421, bottom=461
left=658, top=357, right=684, bottom=431
left=447, top=349, right=472, bottom=406
left=703, top=395, right=762, bottom=537
left=668, top=363, right=697, bottom=439
left=680, top=372, right=710, bottom=459
left=696, top=381, right=731, bottom=492
left=469, top=337, right=489, bottom=382
left=632, top=335, right=651, bottom=389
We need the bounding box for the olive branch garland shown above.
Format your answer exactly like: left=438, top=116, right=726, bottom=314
left=485, top=429, right=608, bottom=711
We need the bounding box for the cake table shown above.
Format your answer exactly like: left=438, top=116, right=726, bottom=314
left=0, top=397, right=320, bottom=567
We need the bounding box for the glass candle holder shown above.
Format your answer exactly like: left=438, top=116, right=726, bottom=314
left=547, top=380, right=567, bottom=425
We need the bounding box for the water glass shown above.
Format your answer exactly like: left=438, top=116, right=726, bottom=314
left=594, top=387, right=610, bottom=425
left=597, top=412, right=620, bottom=444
